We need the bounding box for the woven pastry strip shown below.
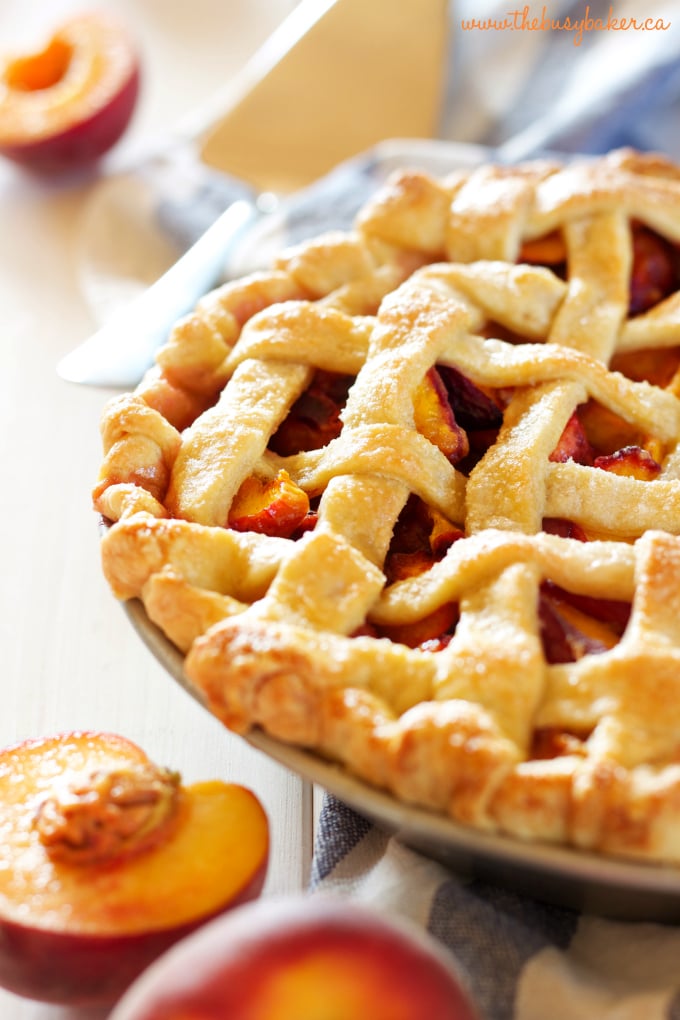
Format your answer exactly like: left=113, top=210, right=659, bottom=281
left=96, top=149, right=680, bottom=862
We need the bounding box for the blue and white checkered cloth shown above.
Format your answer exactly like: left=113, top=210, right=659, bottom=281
left=310, top=796, right=680, bottom=1020
left=79, top=3, right=680, bottom=1016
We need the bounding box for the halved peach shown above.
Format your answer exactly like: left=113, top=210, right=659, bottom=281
left=0, top=13, right=140, bottom=171
left=0, top=731, right=268, bottom=1005
left=110, top=896, right=481, bottom=1020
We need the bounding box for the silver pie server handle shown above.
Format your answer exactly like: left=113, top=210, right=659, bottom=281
left=57, top=198, right=258, bottom=389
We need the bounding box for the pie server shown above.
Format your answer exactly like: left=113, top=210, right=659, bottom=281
left=57, top=0, right=447, bottom=388
left=57, top=199, right=259, bottom=387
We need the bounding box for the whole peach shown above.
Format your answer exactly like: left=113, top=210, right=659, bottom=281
left=111, top=895, right=482, bottom=1020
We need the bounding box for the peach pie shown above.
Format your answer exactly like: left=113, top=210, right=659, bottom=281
left=95, top=148, right=680, bottom=864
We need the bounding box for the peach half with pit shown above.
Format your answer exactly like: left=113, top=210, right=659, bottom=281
left=0, top=731, right=269, bottom=1006
left=111, top=896, right=482, bottom=1020
left=0, top=12, right=140, bottom=170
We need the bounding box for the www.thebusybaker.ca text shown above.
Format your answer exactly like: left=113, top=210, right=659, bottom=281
left=460, top=5, right=671, bottom=46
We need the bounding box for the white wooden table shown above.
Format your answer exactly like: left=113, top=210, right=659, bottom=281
left=0, top=2, right=308, bottom=1016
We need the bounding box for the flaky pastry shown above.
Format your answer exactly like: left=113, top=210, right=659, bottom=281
left=95, top=149, right=680, bottom=864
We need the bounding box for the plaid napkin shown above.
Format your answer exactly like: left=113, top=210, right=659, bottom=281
left=77, top=3, right=680, bottom=1017
left=309, top=797, right=680, bottom=1020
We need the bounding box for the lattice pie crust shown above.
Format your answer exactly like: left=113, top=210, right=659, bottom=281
left=95, top=149, right=680, bottom=863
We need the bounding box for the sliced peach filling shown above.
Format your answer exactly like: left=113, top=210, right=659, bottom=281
left=538, top=580, right=630, bottom=664
left=270, top=366, right=502, bottom=476
left=229, top=362, right=641, bottom=661
left=531, top=726, right=590, bottom=760
left=545, top=393, right=667, bottom=540
left=436, top=365, right=504, bottom=470
left=248, top=365, right=500, bottom=549
left=413, top=368, right=469, bottom=464
left=228, top=470, right=310, bottom=539
left=550, top=403, right=664, bottom=480
left=269, top=370, right=353, bottom=456
left=378, top=516, right=631, bottom=657
left=519, top=222, right=680, bottom=315
left=371, top=495, right=462, bottom=648
left=381, top=576, right=630, bottom=659
left=373, top=584, right=630, bottom=660
left=383, top=495, right=463, bottom=586
left=378, top=603, right=460, bottom=650
left=629, top=225, right=679, bottom=315
left=610, top=346, right=680, bottom=389
left=518, top=231, right=567, bottom=268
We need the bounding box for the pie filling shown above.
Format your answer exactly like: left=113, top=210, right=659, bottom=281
left=224, top=366, right=637, bottom=663
left=95, top=149, right=680, bottom=864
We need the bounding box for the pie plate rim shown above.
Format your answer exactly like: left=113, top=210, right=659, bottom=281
left=123, top=596, right=680, bottom=923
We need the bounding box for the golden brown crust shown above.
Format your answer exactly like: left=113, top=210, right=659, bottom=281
left=95, top=149, right=680, bottom=864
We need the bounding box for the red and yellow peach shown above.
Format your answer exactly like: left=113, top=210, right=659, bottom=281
left=111, top=896, right=481, bottom=1020
left=0, top=730, right=268, bottom=1005
left=0, top=12, right=140, bottom=171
